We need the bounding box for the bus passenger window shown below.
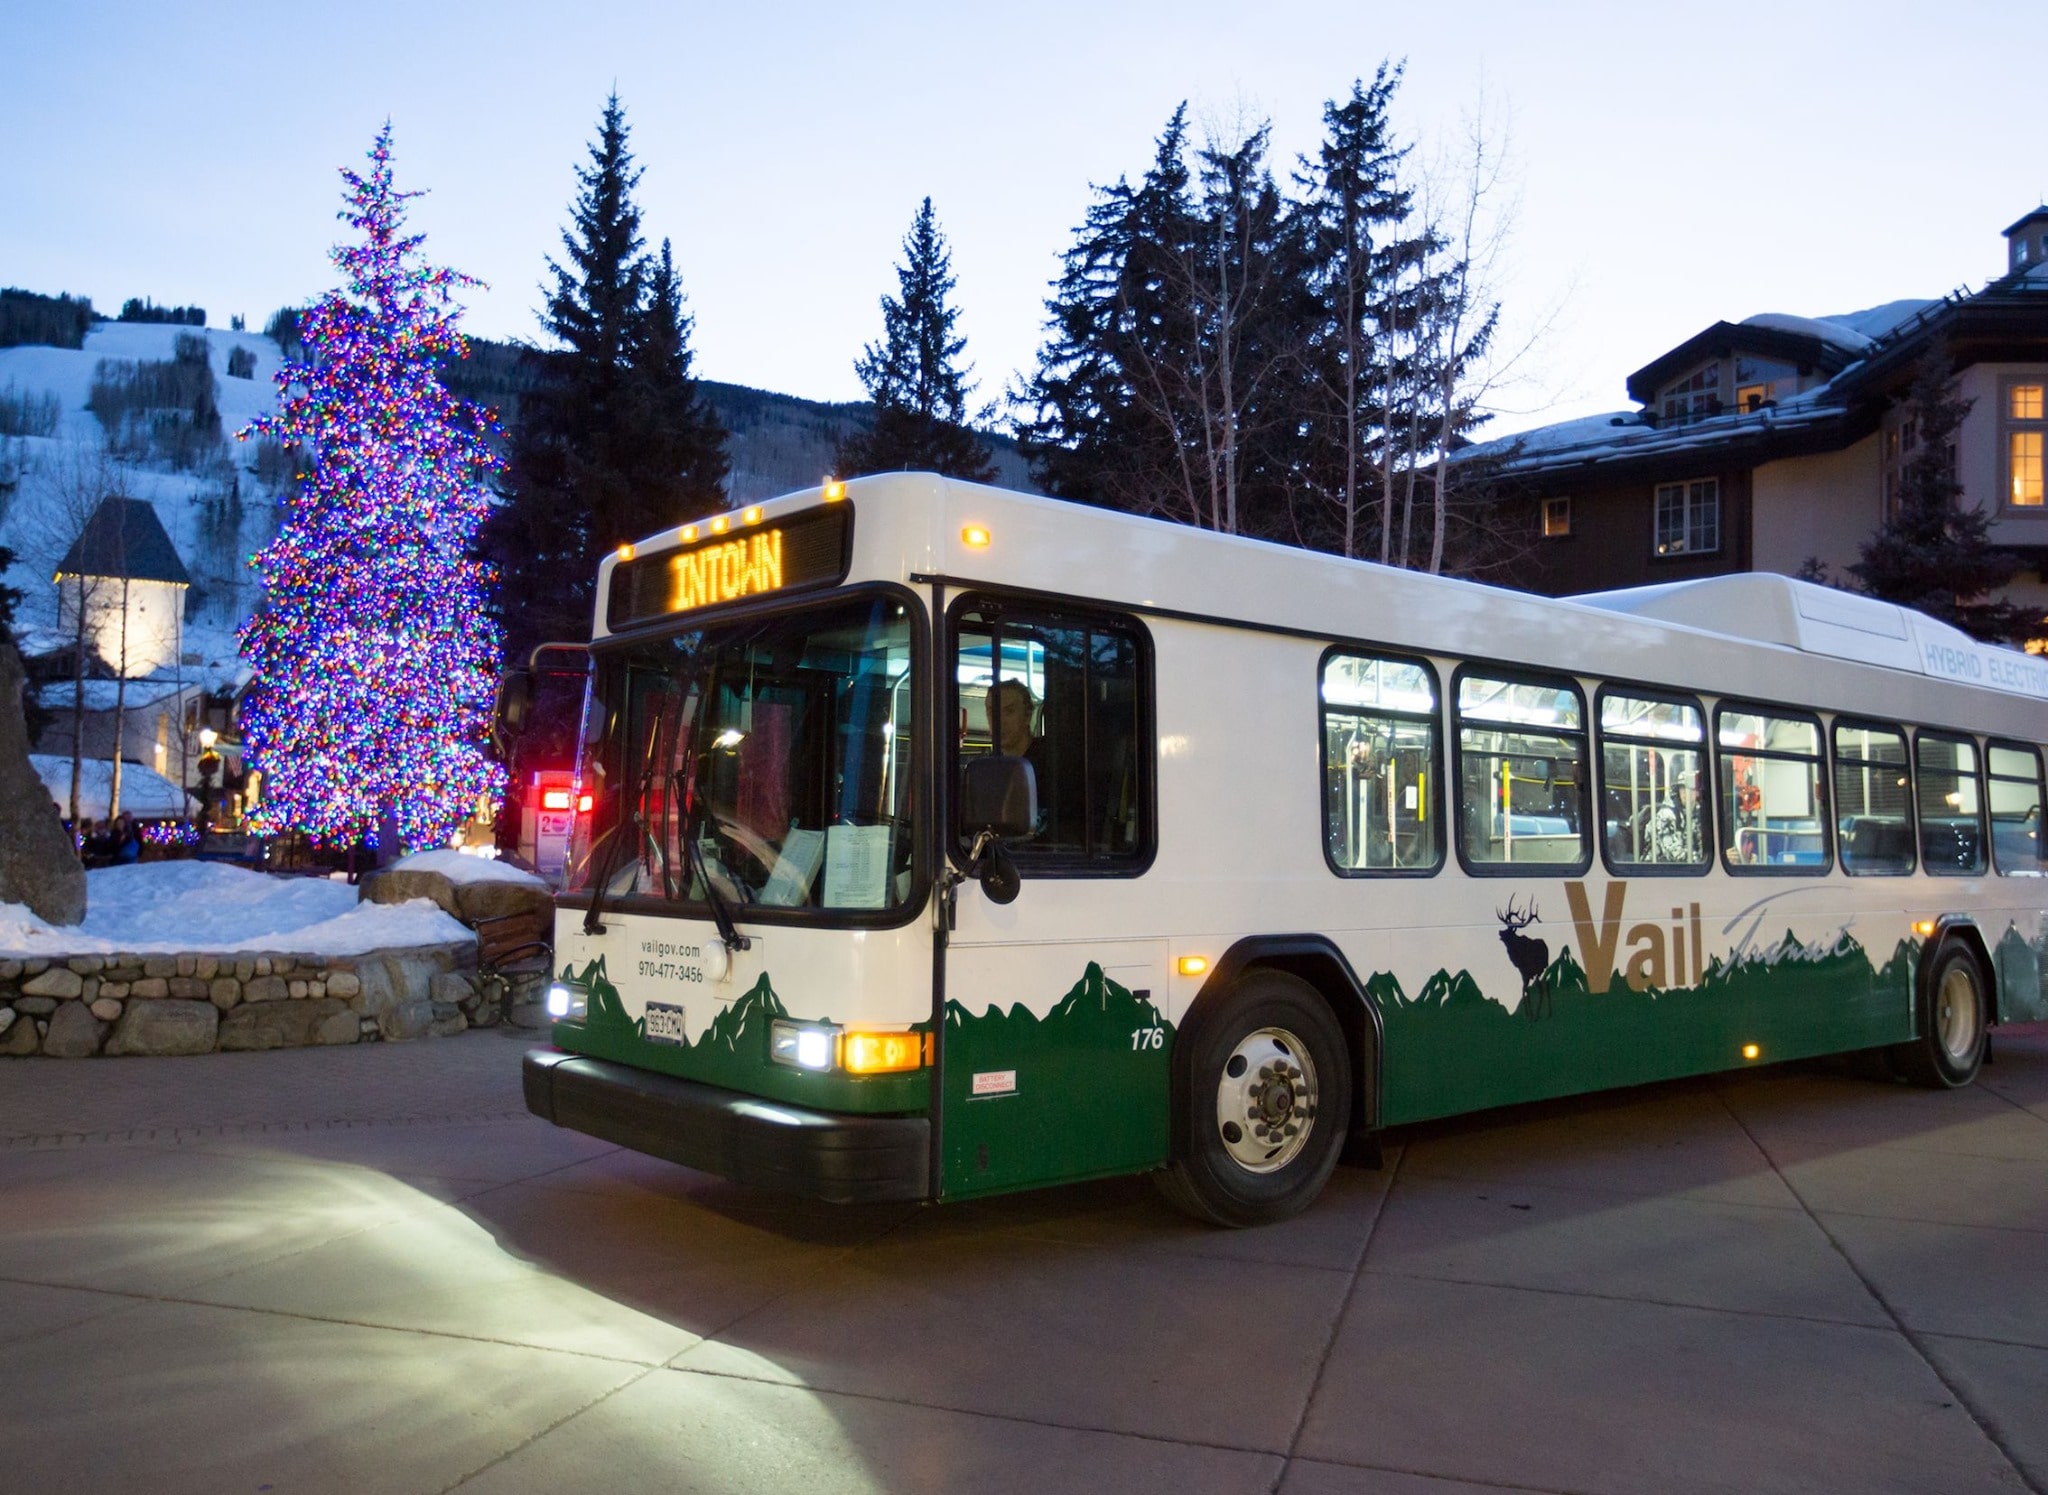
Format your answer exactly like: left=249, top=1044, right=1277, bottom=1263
left=1717, top=707, right=1829, bottom=873
left=1455, top=672, right=1589, bottom=871
left=952, top=602, right=1151, bottom=872
left=1988, top=742, right=2044, bottom=875
left=1834, top=722, right=1915, bottom=876
left=1599, top=691, right=1708, bottom=871
left=1916, top=733, right=1986, bottom=876
left=1322, top=651, right=1440, bottom=874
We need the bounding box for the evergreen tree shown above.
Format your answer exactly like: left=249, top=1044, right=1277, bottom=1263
left=238, top=125, right=505, bottom=850
left=628, top=237, right=731, bottom=509
left=836, top=198, right=996, bottom=482
left=1017, top=106, right=1201, bottom=518
left=489, top=94, right=727, bottom=662
left=1018, top=108, right=1307, bottom=539
left=1851, top=347, right=2038, bottom=644
left=1295, top=67, right=1415, bottom=558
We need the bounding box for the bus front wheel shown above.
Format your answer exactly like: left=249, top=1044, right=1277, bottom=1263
left=1155, top=970, right=1350, bottom=1228
left=1891, top=942, right=1988, bottom=1089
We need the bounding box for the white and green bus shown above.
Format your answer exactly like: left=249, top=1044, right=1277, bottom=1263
left=519, top=473, right=2048, bottom=1225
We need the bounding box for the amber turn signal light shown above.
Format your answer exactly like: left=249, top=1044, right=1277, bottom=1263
left=841, top=1030, right=930, bottom=1074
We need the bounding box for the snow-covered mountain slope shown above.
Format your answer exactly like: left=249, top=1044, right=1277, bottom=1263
left=0, top=320, right=287, bottom=689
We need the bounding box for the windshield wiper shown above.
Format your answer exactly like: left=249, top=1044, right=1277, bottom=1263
left=677, top=776, right=751, bottom=955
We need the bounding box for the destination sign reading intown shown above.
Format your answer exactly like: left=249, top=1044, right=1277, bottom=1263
left=606, top=505, right=852, bottom=631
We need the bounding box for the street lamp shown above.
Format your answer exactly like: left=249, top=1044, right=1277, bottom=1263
left=195, top=727, right=221, bottom=844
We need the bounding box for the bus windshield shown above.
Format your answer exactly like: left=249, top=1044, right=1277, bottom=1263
left=566, top=594, right=918, bottom=916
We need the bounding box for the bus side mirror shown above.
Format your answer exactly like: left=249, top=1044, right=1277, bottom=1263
left=961, top=754, right=1037, bottom=839
left=493, top=669, right=533, bottom=753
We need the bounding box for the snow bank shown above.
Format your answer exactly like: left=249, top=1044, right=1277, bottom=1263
left=389, top=847, right=546, bottom=887
left=0, top=862, right=470, bottom=956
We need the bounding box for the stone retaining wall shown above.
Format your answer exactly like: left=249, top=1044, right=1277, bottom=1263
left=0, top=940, right=493, bottom=1058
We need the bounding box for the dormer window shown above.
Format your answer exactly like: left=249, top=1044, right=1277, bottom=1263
left=1659, top=363, right=1721, bottom=425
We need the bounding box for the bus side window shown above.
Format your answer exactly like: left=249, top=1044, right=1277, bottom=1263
left=1598, top=689, right=1708, bottom=873
left=1454, top=669, right=1589, bottom=873
left=1833, top=721, right=1915, bottom=876
left=1716, top=706, right=1830, bottom=873
left=1321, top=650, right=1441, bottom=875
left=1987, top=741, right=2045, bottom=875
left=1916, top=732, right=1986, bottom=876
left=952, top=601, right=1152, bottom=874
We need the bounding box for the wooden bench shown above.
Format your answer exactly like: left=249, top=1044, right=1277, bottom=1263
left=471, top=906, right=554, bottom=1020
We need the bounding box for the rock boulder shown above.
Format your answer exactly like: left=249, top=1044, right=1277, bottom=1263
left=359, top=868, right=460, bottom=915
left=106, top=999, right=219, bottom=1057
left=218, top=997, right=356, bottom=1051
left=42, top=1001, right=107, bottom=1057
left=0, top=646, right=85, bottom=926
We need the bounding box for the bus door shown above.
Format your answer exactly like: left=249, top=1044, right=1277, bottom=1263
left=940, top=598, right=1170, bottom=1199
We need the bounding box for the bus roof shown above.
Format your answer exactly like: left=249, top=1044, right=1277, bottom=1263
left=597, top=474, right=2048, bottom=728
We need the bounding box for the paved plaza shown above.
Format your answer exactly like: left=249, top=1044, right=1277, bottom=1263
left=1, top=1024, right=2044, bottom=1493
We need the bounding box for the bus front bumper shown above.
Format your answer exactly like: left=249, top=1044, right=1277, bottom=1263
left=522, top=1048, right=930, bottom=1205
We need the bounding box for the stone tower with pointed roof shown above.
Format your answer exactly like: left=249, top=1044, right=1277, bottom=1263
left=54, top=495, right=190, bottom=677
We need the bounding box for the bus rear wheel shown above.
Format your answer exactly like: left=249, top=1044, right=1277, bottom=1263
left=1891, top=942, right=1988, bottom=1089
left=1155, top=970, right=1350, bottom=1228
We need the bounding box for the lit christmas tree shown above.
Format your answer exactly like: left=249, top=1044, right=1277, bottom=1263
left=239, top=124, right=505, bottom=850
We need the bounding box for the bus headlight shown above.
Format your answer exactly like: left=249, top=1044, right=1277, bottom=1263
left=770, top=1020, right=839, bottom=1071
left=545, top=984, right=586, bottom=1020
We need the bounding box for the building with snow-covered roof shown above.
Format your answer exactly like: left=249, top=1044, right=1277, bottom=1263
left=53, top=494, right=190, bottom=677
left=1473, top=209, right=2048, bottom=635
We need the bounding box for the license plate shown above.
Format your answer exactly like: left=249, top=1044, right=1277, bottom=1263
left=643, top=1001, right=687, bottom=1046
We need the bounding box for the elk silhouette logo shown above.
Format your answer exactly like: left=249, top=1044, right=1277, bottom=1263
left=1497, top=897, right=1551, bottom=1019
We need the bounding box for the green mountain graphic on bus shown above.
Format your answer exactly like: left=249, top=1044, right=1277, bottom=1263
left=942, top=962, right=1173, bottom=1198
left=1376, top=928, right=1919, bottom=1124
left=554, top=956, right=925, bottom=1112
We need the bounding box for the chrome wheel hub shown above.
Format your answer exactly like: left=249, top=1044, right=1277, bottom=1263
left=1936, top=966, right=1980, bottom=1062
left=1216, top=1027, right=1318, bottom=1173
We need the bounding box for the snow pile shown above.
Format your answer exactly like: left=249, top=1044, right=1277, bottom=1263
left=32, top=753, right=193, bottom=818
left=0, top=862, right=470, bottom=956
left=389, top=847, right=546, bottom=887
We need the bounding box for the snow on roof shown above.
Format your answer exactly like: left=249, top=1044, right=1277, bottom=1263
left=1737, top=312, right=1873, bottom=354
left=32, top=753, right=194, bottom=818
left=34, top=676, right=192, bottom=714
left=1464, top=389, right=1844, bottom=471
left=1818, top=299, right=1937, bottom=342
left=0, top=861, right=472, bottom=956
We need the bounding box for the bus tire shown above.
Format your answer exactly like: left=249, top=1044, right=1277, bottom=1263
left=1891, top=942, right=1989, bottom=1089
left=1154, top=970, right=1350, bottom=1228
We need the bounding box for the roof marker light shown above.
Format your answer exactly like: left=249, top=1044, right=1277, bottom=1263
left=823, top=478, right=846, bottom=502
left=615, top=543, right=635, bottom=562
left=744, top=506, right=764, bottom=524
left=682, top=525, right=698, bottom=542
left=711, top=516, right=729, bottom=534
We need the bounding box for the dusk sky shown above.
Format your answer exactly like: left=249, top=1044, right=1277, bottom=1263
left=5, top=1, right=2043, bottom=437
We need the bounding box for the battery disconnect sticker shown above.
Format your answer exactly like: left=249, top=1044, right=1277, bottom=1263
left=643, top=1002, right=688, bottom=1046
left=971, top=1070, right=1017, bottom=1096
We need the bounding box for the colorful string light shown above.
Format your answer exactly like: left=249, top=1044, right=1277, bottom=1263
left=236, top=124, right=506, bottom=850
